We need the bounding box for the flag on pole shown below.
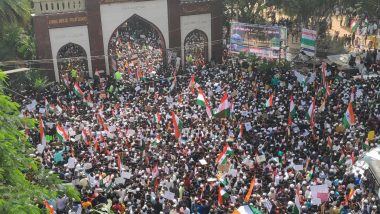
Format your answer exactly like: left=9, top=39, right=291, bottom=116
left=117, top=155, right=121, bottom=171
left=238, top=123, right=244, bottom=138
left=350, top=19, right=358, bottom=33
left=153, top=112, right=161, bottom=124
left=169, top=76, right=177, bottom=92
left=244, top=176, right=256, bottom=202
left=306, top=96, right=316, bottom=128
left=97, top=114, right=109, bottom=132
left=172, top=112, right=183, bottom=139
left=288, top=95, right=296, bottom=125
left=342, top=102, right=355, bottom=129
left=327, top=136, right=332, bottom=148
left=218, top=187, right=229, bottom=206
left=189, top=74, right=195, bottom=94
left=350, top=86, right=355, bottom=102
left=152, top=164, right=159, bottom=178
left=39, top=117, right=46, bottom=146
left=81, top=128, right=89, bottom=145
left=63, top=75, right=70, bottom=87
left=265, top=94, right=273, bottom=107
left=216, top=144, right=234, bottom=165
left=43, top=200, right=55, bottom=214
left=196, top=88, right=212, bottom=118
left=56, top=123, right=69, bottom=142
left=321, top=62, right=327, bottom=88
left=301, top=28, right=317, bottom=56
left=74, top=83, right=84, bottom=98
left=214, top=92, right=231, bottom=118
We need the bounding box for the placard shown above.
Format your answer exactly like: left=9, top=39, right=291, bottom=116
left=163, top=191, right=175, bottom=201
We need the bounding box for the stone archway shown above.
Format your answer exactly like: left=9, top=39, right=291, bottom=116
left=107, top=14, right=166, bottom=76
left=184, top=29, right=208, bottom=66
left=57, top=42, right=89, bottom=81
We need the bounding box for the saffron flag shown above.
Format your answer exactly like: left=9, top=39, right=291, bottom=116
left=189, top=74, right=195, bottom=94
left=244, top=176, right=256, bottom=202
left=214, top=92, right=231, bottom=118
left=39, top=117, right=46, bottom=146
left=172, top=112, right=183, bottom=139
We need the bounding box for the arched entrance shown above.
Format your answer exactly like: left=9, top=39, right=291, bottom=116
left=57, top=43, right=89, bottom=81
left=108, top=14, right=166, bottom=76
left=184, top=29, right=208, bottom=66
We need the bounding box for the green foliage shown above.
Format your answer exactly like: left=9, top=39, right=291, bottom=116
left=224, top=0, right=268, bottom=24
left=0, top=0, right=31, bottom=31
left=268, top=0, right=338, bottom=29
left=0, top=25, right=36, bottom=61
left=0, top=70, right=78, bottom=213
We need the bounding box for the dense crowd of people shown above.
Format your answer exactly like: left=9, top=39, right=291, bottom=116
left=57, top=43, right=89, bottom=80
left=17, top=53, right=380, bottom=214
left=108, top=17, right=164, bottom=77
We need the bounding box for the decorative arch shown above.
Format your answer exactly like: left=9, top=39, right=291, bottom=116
left=184, top=29, right=208, bottom=66
left=57, top=42, right=89, bottom=81
left=107, top=14, right=166, bottom=74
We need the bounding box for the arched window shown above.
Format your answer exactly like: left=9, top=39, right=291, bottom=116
left=184, top=29, right=208, bottom=66
left=107, top=14, right=166, bottom=75
left=57, top=43, right=89, bottom=81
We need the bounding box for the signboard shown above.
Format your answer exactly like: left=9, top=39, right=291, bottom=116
left=230, top=22, right=286, bottom=59
left=47, top=13, right=88, bottom=28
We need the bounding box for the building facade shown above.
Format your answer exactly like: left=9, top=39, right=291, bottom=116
left=32, top=0, right=223, bottom=81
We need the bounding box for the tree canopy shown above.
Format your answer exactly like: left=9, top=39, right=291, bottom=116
left=0, top=71, right=79, bottom=213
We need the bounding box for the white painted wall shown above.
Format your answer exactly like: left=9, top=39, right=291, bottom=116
left=49, top=25, right=92, bottom=81
left=100, top=0, right=169, bottom=74
left=180, top=13, right=212, bottom=65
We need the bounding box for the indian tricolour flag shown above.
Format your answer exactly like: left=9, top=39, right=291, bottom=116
left=153, top=112, right=161, bottom=124
left=218, top=187, right=229, bottom=206
left=216, top=144, right=234, bottom=165
left=39, top=117, right=46, bottom=146
left=74, top=83, right=84, bottom=98
left=288, top=95, right=296, bottom=126
left=351, top=19, right=358, bottom=33
left=232, top=205, right=262, bottom=214
left=172, top=112, right=183, bottom=139
left=169, top=76, right=177, bottom=92
left=188, top=74, right=195, bottom=94
left=214, top=92, right=231, bottom=118
left=56, top=123, right=69, bottom=142
left=306, top=96, right=316, bottom=128
left=265, top=94, right=273, bottom=107
left=301, top=28, right=317, bottom=56
left=342, top=102, right=355, bottom=129
left=196, top=88, right=212, bottom=118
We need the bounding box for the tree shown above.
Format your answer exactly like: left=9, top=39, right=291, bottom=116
left=0, top=0, right=31, bottom=31
left=224, top=0, right=268, bottom=24
left=268, top=0, right=339, bottom=29
left=0, top=24, right=36, bottom=61
left=0, top=71, right=78, bottom=213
